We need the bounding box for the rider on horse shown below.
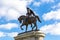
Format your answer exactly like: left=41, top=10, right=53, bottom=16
left=18, top=7, right=41, bottom=31
left=26, top=7, right=35, bottom=22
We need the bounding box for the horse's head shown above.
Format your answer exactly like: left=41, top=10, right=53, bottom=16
left=18, top=17, right=22, bottom=23
left=18, top=15, right=26, bottom=23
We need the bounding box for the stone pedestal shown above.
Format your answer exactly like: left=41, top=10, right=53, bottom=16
left=14, top=31, right=45, bottom=40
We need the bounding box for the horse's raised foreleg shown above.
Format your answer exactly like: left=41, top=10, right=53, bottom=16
left=20, top=24, right=24, bottom=30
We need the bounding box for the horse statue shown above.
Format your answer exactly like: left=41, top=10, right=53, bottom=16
left=18, top=15, right=41, bottom=32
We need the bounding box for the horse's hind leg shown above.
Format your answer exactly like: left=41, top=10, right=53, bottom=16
left=31, top=24, right=33, bottom=31
left=26, top=25, right=28, bottom=32
left=35, top=23, right=38, bottom=31
left=32, top=23, right=35, bottom=30
left=33, top=23, right=38, bottom=31
left=20, top=24, right=24, bottom=30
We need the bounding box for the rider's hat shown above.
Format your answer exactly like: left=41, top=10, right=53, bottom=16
left=27, top=7, right=30, bottom=10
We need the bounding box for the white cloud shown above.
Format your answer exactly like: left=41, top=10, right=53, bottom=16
left=0, top=32, right=18, bottom=37
left=5, top=8, right=21, bottom=21
left=0, top=6, right=8, bottom=18
left=32, top=0, right=55, bottom=7
left=0, top=23, right=18, bottom=30
left=40, top=22, right=60, bottom=35
left=0, top=32, right=6, bottom=37
left=41, top=0, right=54, bottom=3
left=52, top=3, right=60, bottom=9
left=42, top=9, right=60, bottom=21
left=26, top=0, right=34, bottom=5
left=0, top=6, right=26, bottom=21
left=7, top=32, right=18, bottom=37
left=41, top=2, right=60, bottom=36
left=33, top=2, right=41, bottom=6
left=2, top=0, right=27, bottom=11
left=0, top=0, right=28, bottom=21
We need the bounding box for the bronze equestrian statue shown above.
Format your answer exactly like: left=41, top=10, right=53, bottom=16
left=18, top=7, right=41, bottom=32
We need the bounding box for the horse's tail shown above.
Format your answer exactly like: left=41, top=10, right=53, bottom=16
left=35, top=16, right=41, bottom=23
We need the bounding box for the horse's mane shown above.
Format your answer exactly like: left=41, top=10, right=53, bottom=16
left=19, top=15, right=26, bottom=18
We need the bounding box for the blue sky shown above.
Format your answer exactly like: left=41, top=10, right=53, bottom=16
left=0, top=0, right=60, bottom=40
